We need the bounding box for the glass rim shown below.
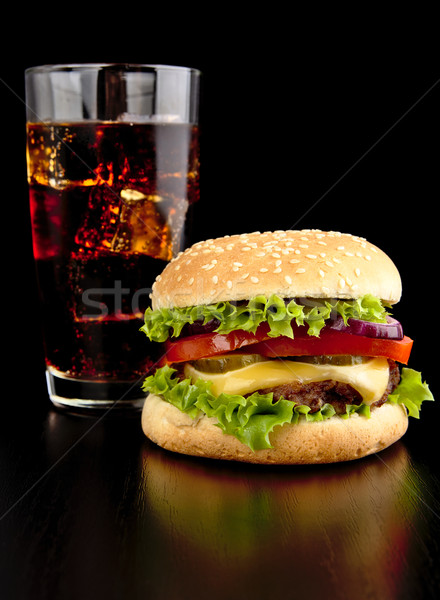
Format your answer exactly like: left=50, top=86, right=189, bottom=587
left=25, top=63, right=201, bottom=76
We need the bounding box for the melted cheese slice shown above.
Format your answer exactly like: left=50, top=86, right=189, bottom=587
left=184, top=358, right=390, bottom=405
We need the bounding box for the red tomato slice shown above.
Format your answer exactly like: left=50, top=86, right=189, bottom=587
left=250, top=329, right=414, bottom=364
left=159, top=323, right=414, bottom=366
left=159, top=323, right=271, bottom=365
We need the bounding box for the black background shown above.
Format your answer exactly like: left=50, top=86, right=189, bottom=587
left=1, top=11, right=440, bottom=600
left=1, top=13, right=439, bottom=435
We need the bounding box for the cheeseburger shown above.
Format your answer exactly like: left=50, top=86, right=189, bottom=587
left=140, top=229, right=433, bottom=464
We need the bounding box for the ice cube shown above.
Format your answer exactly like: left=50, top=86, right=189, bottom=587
left=110, top=188, right=172, bottom=260
left=75, top=186, right=178, bottom=261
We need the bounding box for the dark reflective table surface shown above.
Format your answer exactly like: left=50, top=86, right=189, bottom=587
left=1, top=387, right=439, bottom=600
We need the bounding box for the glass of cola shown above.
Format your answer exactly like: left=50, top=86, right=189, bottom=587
left=25, top=63, right=201, bottom=412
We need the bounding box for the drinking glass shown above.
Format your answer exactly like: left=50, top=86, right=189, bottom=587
left=25, top=63, right=201, bottom=412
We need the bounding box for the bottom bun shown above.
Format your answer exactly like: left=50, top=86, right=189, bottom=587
left=141, top=394, right=409, bottom=465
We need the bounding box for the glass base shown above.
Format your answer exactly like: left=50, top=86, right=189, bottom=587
left=46, top=367, right=146, bottom=414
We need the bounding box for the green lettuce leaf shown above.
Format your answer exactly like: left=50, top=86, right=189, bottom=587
left=142, top=364, right=434, bottom=452
left=141, top=293, right=390, bottom=343
left=196, top=391, right=294, bottom=451
left=388, top=367, right=434, bottom=418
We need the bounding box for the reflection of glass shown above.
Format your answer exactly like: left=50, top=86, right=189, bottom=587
left=25, top=64, right=200, bottom=411
left=140, top=443, right=421, bottom=598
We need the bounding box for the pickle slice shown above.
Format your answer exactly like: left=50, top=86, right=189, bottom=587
left=291, top=355, right=371, bottom=366
left=191, top=353, right=371, bottom=372
left=191, top=353, right=266, bottom=373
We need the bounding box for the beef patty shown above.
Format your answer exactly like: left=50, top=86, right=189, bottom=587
left=255, top=359, right=400, bottom=414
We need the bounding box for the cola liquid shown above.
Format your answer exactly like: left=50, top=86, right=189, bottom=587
left=27, top=121, right=199, bottom=391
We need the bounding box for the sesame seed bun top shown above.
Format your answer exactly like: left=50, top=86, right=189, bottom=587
left=150, top=229, right=402, bottom=310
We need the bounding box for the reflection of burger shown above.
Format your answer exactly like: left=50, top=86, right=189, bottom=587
left=140, top=230, right=433, bottom=464
left=140, top=443, right=414, bottom=598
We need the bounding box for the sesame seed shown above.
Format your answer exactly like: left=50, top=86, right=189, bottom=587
left=256, top=251, right=266, bottom=257
left=275, top=259, right=282, bottom=266
left=175, top=264, right=181, bottom=270
left=306, top=254, right=317, bottom=259
left=251, top=276, right=259, bottom=283
left=212, top=275, right=218, bottom=284
left=289, top=259, right=300, bottom=264
left=260, top=268, right=269, bottom=273
left=319, top=269, right=325, bottom=278
left=345, top=252, right=354, bottom=257
left=333, top=258, right=341, bottom=264
left=365, top=255, right=372, bottom=261
left=299, top=244, right=309, bottom=249
left=337, top=246, right=345, bottom=250
left=317, top=241, right=327, bottom=246
left=273, top=267, right=282, bottom=274
left=355, top=268, right=361, bottom=277
left=285, top=275, right=292, bottom=284
left=296, top=268, right=306, bottom=274
left=241, top=246, right=252, bottom=251
left=319, top=252, right=326, bottom=258
left=177, top=275, right=182, bottom=282
left=188, top=277, right=194, bottom=285
left=271, top=253, right=281, bottom=258
left=233, top=262, right=243, bottom=267
left=325, top=261, right=334, bottom=268
left=227, top=280, right=233, bottom=289
left=242, top=273, right=249, bottom=279
left=338, top=278, right=346, bottom=288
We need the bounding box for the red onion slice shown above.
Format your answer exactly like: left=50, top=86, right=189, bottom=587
left=327, top=316, right=404, bottom=340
